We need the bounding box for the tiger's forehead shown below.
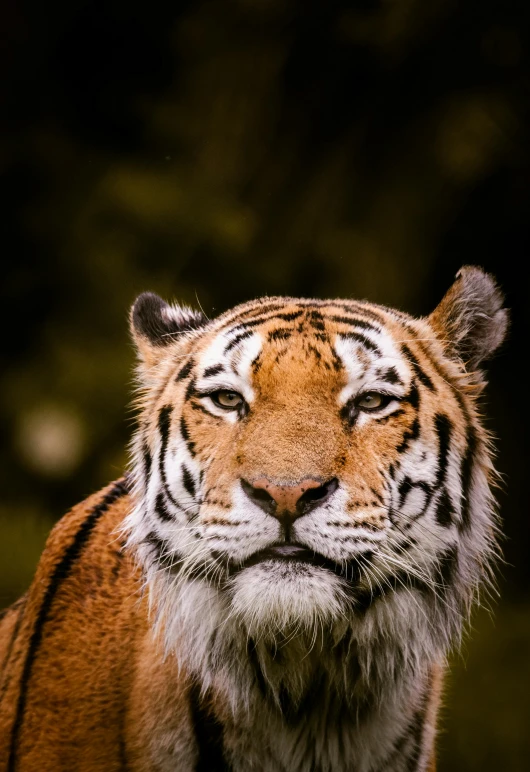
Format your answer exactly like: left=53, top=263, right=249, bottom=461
left=192, top=299, right=416, bottom=398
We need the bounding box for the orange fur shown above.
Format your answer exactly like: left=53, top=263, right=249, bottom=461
left=0, top=483, right=441, bottom=769
left=0, top=273, right=507, bottom=770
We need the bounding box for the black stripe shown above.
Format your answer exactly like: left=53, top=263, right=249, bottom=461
left=221, top=309, right=382, bottom=347
left=180, top=415, right=196, bottom=457
left=328, top=315, right=381, bottom=333
left=228, top=316, right=273, bottom=332
left=185, top=377, right=198, bottom=401
left=380, top=685, right=431, bottom=771
left=0, top=598, right=26, bottom=705
left=224, top=329, right=254, bottom=352
left=329, top=346, right=343, bottom=372
left=176, top=358, right=195, bottom=381
left=434, top=413, right=452, bottom=488
left=327, top=302, right=389, bottom=323
left=377, top=408, right=405, bottom=424
left=154, top=492, right=174, bottom=522
left=278, top=671, right=328, bottom=726
left=230, top=310, right=304, bottom=332
left=403, top=382, right=420, bottom=410
left=379, top=366, right=402, bottom=385
left=158, top=408, right=195, bottom=514
left=340, top=398, right=358, bottom=426
left=433, top=546, right=459, bottom=592
left=402, top=345, right=435, bottom=391
left=157, top=406, right=184, bottom=510
left=380, top=720, right=412, bottom=769
left=276, top=310, right=303, bottom=322
left=190, top=401, right=220, bottom=417
left=435, top=489, right=455, bottom=528
left=354, top=568, right=432, bottom=613
left=182, top=466, right=196, bottom=499
left=143, top=443, right=152, bottom=484
left=395, top=479, right=433, bottom=526
left=190, top=682, right=230, bottom=771
left=119, top=735, right=130, bottom=771
left=397, top=417, right=420, bottom=453
left=459, top=425, right=478, bottom=533
left=268, top=328, right=292, bottom=341
left=235, top=302, right=285, bottom=318
left=203, top=364, right=225, bottom=378
left=340, top=331, right=381, bottom=356
left=307, top=310, right=326, bottom=331
left=158, top=405, right=173, bottom=444
left=218, top=304, right=284, bottom=332
left=7, top=479, right=128, bottom=771
left=143, top=531, right=178, bottom=570
left=246, top=638, right=269, bottom=698
left=394, top=537, right=417, bottom=554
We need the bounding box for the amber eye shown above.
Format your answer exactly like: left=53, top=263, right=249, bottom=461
left=210, top=390, right=245, bottom=410
left=356, top=392, right=386, bottom=411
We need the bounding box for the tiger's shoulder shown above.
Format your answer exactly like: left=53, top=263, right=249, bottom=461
left=0, top=478, right=164, bottom=771
left=0, top=478, right=134, bottom=651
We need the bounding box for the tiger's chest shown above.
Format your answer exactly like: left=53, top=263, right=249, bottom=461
left=221, top=710, right=399, bottom=772
left=141, top=674, right=427, bottom=772
left=221, top=687, right=431, bottom=772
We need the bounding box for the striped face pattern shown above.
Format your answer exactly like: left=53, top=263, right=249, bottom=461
left=126, top=269, right=506, bottom=678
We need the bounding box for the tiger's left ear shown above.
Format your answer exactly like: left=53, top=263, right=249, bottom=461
left=428, top=266, right=508, bottom=374
left=130, top=292, right=207, bottom=368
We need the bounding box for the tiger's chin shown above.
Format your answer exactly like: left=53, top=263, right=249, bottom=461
left=227, top=560, right=349, bottom=639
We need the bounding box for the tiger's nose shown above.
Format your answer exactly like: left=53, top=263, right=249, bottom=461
left=241, top=477, right=338, bottom=520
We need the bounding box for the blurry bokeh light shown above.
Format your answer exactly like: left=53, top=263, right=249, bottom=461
left=16, top=405, right=86, bottom=477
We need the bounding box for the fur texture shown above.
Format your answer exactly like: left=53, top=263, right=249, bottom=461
left=0, top=268, right=507, bottom=771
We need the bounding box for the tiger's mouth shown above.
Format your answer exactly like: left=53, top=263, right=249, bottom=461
left=242, top=543, right=332, bottom=568
left=233, top=542, right=365, bottom=585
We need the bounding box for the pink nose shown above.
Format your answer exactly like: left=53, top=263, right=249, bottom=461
left=252, top=478, right=323, bottom=514
left=240, top=477, right=338, bottom=520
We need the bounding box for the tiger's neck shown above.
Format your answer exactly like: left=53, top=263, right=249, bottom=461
left=144, top=573, right=443, bottom=771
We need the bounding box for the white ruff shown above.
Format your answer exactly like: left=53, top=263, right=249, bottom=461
left=227, top=563, right=348, bottom=637
left=140, top=561, right=451, bottom=771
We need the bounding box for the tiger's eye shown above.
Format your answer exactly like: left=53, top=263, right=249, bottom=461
left=212, top=390, right=244, bottom=409
left=357, top=392, right=384, bottom=410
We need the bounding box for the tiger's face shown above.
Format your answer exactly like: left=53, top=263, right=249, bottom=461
left=127, top=270, right=506, bottom=645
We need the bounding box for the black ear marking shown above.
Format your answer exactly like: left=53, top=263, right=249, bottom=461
left=429, top=266, right=509, bottom=371
left=131, top=292, right=207, bottom=347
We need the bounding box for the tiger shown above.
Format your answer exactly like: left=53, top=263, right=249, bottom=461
left=0, top=266, right=507, bottom=772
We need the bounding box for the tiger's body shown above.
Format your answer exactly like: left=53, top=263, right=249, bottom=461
left=0, top=268, right=507, bottom=771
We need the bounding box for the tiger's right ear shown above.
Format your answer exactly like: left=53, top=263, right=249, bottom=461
left=130, top=292, right=207, bottom=368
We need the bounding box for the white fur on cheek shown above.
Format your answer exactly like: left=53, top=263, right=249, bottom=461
left=295, top=486, right=387, bottom=560
left=201, top=481, right=279, bottom=561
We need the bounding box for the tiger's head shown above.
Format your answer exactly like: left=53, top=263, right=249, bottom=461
left=125, top=267, right=507, bottom=679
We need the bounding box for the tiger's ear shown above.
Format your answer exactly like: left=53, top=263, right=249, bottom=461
left=428, top=266, right=508, bottom=375
left=130, top=292, right=207, bottom=368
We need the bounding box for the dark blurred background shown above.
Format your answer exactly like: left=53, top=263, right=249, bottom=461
left=1, top=0, right=529, bottom=768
